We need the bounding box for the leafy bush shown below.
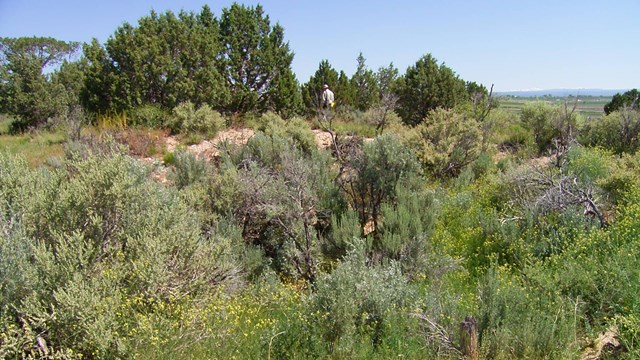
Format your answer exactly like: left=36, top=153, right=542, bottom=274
left=168, top=101, right=226, bottom=135
left=129, top=104, right=168, bottom=128
left=520, top=101, right=560, bottom=154
left=309, top=239, right=414, bottom=354
left=565, top=146, right=612, bottom=184
left=433, top=187, right=530, bottom=276
left=169, top=148, right=206, bottom=189
left=580, top=109, right=640, bottom=154
left=597, top=152, right=640, bottom=207
left=494, top=120, right=533, bottom=154
left=404, top=108, right=483, bottom=178
left=0, top=145, right=241, bottom=357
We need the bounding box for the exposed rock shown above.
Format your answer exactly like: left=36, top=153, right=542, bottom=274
left=581, top=326, right=623, bottom=360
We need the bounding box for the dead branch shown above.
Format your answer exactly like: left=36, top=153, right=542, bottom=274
left=412, top=313, right=463, bottom=358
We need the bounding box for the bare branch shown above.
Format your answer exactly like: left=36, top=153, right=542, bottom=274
left=412, top=313, right=463, bottom=358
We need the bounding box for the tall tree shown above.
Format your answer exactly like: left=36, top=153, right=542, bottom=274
left=395, top=53, right=468, bottom=126
left=0, top=36, right=79, bottom=131
left=219, top=3, right=296, bottom=114
left=81, top=39, right=120, bottom=113
left=335, top=70, right=356, bottom=109
left=266, top=67, right=303, bottom=119
left=82, top=6, right=228, bottom=113
left=350, top=52, right=378, bottom=111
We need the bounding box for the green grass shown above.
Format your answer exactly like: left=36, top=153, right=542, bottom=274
left=333, top=119, right=377, bottom=138
left=0, top=115, right=66, bottom=167
left=498, top=96, right=610, bottom=119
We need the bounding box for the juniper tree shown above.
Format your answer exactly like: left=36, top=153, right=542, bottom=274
left=350, top=52, right=378, bottom=111
left=395, top=53, right=468, bottom=126
left=0, top=36, right=79, bottom=131
left=219, top=3, right=297, bottom=114
left=301, top=60, right=339, bottom=115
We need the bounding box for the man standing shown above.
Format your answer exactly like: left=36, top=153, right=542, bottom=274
left=321, top=84, right=335, bottom=110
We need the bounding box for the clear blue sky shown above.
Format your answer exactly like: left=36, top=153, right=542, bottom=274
left=1, top=0, right=638, bottom=91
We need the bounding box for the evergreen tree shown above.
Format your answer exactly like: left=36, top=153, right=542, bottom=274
left=604, top=88, right=639, bottom=115
left=395, top=53, right=468, bottom=126
left=0, top=36, right=79, bottom=131
left=350, top=52, right=378, bottom=111
left=268, top=67, right=303, bottom=119
left=301, top=60, right=339, bottom=114
left=81, top=39, right=120, bottom=113
left=82, top=6, right=229, bottom=113
left=219, top=3, right=295, bottom=114
left=336, top=70, right=356, bottom=109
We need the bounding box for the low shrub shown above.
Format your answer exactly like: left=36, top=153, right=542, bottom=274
left=0, top=145, right=241, bottom=357
left=169, top=149, right=206, bottom=189
left=258, top=111, right=316, bottom=154
left=404, top=108, right=483, bottom=178
left=477, top=267, right=579, bottom=359
left=309, top=239, right=414, bottom=355
left=129, top=104, right=168, bottom=128
left=168, top=101, right=226, bottom=136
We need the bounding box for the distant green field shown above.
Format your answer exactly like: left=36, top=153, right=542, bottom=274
left=498, top=96, right=610, bottom=119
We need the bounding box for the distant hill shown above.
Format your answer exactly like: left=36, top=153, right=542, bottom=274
left=495, top=88, right=629, bottom=97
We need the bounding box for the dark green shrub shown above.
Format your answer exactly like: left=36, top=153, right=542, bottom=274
left=129, top=104, right=168, bottom=128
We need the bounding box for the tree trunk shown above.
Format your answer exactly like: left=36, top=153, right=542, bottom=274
left=460, top=316, right=478, bottom=359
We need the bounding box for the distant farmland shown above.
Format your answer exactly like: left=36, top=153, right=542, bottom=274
left=497, top=96, right=611, bottom=119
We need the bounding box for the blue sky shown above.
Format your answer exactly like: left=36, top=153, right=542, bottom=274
left=1, top=0, right=638, bottom=91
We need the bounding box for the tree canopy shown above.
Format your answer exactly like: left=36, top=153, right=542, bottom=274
left=0, top=36, right=79, bottom=131
left=81, top=4, right=298, bottom=117
left=219, top=3, right=296, bottom=115
left=604, top=88, right=639, bottom=115
left=395, top=54, right=468, bottom=126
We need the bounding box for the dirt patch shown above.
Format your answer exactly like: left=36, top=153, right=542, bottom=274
left=529, top=155, right=552, bottom=168
left=581, top=326, right=622, bottom=360
left=313, top=129, right=333, bottom=149
left=165, top=128, right=256, bottom=160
